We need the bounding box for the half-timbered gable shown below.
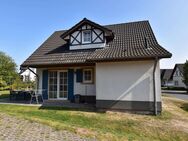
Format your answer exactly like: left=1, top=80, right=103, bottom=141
left=61, top=18, right=114, bottom=50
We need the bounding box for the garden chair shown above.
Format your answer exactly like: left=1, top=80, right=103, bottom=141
left=30, top=89, right=44, bottom=104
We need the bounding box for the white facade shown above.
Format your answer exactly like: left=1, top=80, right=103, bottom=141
left=96, top=60, right=161, bottom=102
left=74, top=72, right=96, bottom=96
left=21, top=68, right=36, bottom=82
left=36, top=68, right=43, bottom=89
left=36, top=60, right=161, bottom=103
left=173, top=67, right=186, bottom=88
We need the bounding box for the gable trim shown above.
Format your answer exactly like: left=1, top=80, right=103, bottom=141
left=60, top=18, right=113, bottom=40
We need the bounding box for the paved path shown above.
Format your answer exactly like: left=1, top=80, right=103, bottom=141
left=0, top=113, right=96, bottom=141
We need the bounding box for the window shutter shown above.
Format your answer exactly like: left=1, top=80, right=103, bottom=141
left=68, top=69, right=74, bottom=101
left=42, top=70, right=48, bottom=100
left=76, top=69, right=83, bottom=82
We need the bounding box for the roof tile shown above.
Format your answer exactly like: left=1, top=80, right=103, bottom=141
left=21, top=20, right=172, bottom=67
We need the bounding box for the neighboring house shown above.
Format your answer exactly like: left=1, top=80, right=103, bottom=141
left=171, top=64, right=186, bottom=88
left=160, top=69, right=173, bottom=87
left=21, top=18, right=171, bottom=114
left=20, top=68, right=36, bottom=82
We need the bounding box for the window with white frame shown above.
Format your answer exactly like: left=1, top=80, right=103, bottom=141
left=83, top=69, right=93, bottom=83
left=83, top=30, right=91, bottom=43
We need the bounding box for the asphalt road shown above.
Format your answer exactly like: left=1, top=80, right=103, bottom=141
left=162, top=90, right=188, bottom=100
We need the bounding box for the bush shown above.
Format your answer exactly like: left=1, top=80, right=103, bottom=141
left=11, top=76, right=36, bottom=90
left=0, top=86, right=10, bottom=91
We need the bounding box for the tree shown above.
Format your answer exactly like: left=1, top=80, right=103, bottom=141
left=0, top=51, right=17, bottom=87
left=183, top=60, right=188, bottom=91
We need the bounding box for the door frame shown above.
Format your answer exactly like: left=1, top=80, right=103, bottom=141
left=48, top=70, right=68, bottom=100
left=57, top=70, right=68, bottom=100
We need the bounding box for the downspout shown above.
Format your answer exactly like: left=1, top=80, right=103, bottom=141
left=153, top=57, right=158, bottom=115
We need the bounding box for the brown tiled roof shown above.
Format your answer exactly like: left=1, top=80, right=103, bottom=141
left=21, top=20, right=172, bottom=67
left=170, top=64, right=184, bottom=79
left=161, top=69, right=173, bottom=80
left=176, top=64, right=184, bottom=74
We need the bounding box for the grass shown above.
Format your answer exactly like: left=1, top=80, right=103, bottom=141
left=0, top=90, right=10, bottom=99
left=0, top=97, right=187, bottom=141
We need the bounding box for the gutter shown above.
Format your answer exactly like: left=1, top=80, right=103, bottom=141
left=153, top=57, right=158, bottom=115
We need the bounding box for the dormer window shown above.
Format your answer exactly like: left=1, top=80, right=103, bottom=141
left=61, top=18, right=113, bottom=50
left=83, top=30, right=91, bottom=43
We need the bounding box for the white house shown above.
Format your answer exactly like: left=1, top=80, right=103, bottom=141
left=171, top=64, right=186, bottom=88
left=20, top=68, right=36, bottom=82
left=160, top=69, right=174, bottom=87
left=21, top=18, right=172, bottom=114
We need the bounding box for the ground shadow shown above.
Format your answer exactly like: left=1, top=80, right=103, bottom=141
left=181, top=103, right=188, bottom=112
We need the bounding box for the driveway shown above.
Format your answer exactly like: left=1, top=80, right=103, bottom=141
left=0, top=113, right=96, bottom=141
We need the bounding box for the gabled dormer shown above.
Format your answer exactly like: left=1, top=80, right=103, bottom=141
left=60, top=18, right=114, bottom=50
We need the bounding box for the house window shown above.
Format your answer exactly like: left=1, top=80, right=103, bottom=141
left=175, top=81, right=179, bottom=86
left=83, top=69, right=93, bottom=83
left=25, top=75, right=30, bottom=82
left=175, top=70, right=179, bottom=76
left=83, top=30, right=91, bottom=43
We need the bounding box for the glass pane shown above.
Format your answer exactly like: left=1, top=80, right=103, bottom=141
left=88, top=76, right=91, bottom=81
left=60, top=73, right=63, bottom=77
left=64, top=72, right=67, bottom=77
left=54, top=72, right=57, bottom=77
left=54, top=91, right=57, bottom=98
left=60, top=79, right=63, bottom=84
left=54, top=85, right=57, bottom=91
left=64, top=92, right=67, bottom=98
left=64, top=85, right=67, bottom=91
left=49, top=78, right=53, bottom=84
left=49, top=85, right=53, bottom=91
left=54, top=78, right=57, bottom=85
left=60, top=85, right=63, bottom=91
left=64, top=78, right=67, bottom=83
left=59, top=92, right=63, bottom=98
left=49, top=72, right=53, bottom=77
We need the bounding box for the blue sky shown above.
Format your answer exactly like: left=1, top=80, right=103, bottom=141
left=0, top=0, right=187, bottom=69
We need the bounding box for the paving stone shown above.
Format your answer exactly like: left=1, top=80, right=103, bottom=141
left=0, top=113, right=97, bottom=141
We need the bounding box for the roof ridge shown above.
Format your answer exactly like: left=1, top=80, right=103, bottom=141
left=103, top=20, right=149, bottom=27
left=54, top=20, right=150, bottom=32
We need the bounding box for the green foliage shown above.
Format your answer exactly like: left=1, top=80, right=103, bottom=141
left=11, top=76, right=36, bottom=90
left=0, top=90, right=10, bottom=99
left=0, top=78, right=7, bottom=87
left=183, top=60, right=188, bottom=89
left=0, top=51, right=17, bottom=87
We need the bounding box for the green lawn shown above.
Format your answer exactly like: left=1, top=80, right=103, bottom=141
left=0, top=96, right=187, bottom=141
left=0, top=90, right=10, bottom=99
